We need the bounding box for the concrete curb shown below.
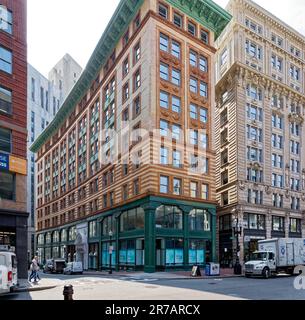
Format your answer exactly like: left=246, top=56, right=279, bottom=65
left=15, top=285, right=58, bottom=293
left=83, top=272, right=244, bottom=281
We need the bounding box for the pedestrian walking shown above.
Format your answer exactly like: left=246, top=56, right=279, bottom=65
left=28, top=256, right=41, bottom=283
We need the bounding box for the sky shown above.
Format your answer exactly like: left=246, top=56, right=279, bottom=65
left=27, top=0, right=305, bottom=77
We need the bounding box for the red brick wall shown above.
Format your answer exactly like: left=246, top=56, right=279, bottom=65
left=0, top=0, right=27, bottom=158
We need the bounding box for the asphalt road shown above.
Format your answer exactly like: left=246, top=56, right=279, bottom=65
left=1, top=273, right=305, bottom=300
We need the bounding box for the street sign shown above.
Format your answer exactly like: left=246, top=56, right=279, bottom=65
left=0, top=153, right=9, bottom=170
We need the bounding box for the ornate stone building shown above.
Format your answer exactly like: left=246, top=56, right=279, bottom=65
left=215, top=0, right=305, bottom=267
left=31, top=0, right=231, bottom=272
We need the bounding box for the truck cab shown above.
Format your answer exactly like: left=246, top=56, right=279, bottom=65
left=0, top=249, right=18, bottom=295
left=245, top=251, right=276, bottom=278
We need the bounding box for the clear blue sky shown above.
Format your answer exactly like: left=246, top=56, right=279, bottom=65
left=27, top=0, right=305, bottom=77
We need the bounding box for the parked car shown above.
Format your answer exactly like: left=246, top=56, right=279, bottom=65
left=43, top=259, right=66, bottom=274
left=0, top=247, right=18, bottom=295
left=63, top=262, right=83, bottom=275
left=245, top=238, right=305, bottom=278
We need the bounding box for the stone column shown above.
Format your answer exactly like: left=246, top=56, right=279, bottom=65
left=210, top=208, right=217, bottom=263
left=16, top=215, right=29, bottom=279
left=285, top=211, right=290, bottom=238
left=114, top=213, right=120, bottom=272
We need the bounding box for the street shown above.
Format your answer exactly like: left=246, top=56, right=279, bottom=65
left=1, top=273, right=305, bottom=300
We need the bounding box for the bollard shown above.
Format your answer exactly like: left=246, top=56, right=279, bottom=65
left=63, top=285, right=74, bottom=300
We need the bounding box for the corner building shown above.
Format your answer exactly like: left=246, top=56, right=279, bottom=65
left=215, top=0, right=305, bottom=267
left=31, top=0, right=231, bottom=272
left=0, top=0, right=28, bottom=278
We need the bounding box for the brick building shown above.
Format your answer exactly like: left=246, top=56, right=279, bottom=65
left=0, top=0, right=28, bottom=278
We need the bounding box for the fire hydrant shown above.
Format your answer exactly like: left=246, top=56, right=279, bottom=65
left=63, top=285, right=74, bottom=300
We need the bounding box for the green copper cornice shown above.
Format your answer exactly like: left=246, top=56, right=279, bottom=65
left=30, top=0, right=230, bottom=153
left=165, top=0, right=231, bottom=39
left=30, top=0, right=144, bottom=153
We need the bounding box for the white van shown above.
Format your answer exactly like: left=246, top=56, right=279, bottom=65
left=63, top=261, right=83, bottom=275
left=0, top=249, right=18, bottom=295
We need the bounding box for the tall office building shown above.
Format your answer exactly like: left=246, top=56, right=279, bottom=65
left=215, top=0, right=305, bottom=267
left=48, top=53, right=83, bottom=103
left=0, top=0, right=28, bottom=278
left=31, top=0, right=230, bottom=272
left=27, top=58, right=82, bottom=263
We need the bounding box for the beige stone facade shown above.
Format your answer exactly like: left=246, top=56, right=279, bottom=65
left=215, top=0, right=305, bottom=267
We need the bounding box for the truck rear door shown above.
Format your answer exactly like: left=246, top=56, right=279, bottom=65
left=286, top=243, right=294, bottom=266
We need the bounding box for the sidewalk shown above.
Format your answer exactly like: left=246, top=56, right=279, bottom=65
left=83, top=268, right=243, bottom=280
left=16, top=278, right=62, bottom=293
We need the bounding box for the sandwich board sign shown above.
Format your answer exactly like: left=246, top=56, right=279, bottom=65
left=191, top=265, right=201, bottom=277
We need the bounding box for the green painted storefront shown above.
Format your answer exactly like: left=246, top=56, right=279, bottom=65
left=36, top=196, right=217, bottom=273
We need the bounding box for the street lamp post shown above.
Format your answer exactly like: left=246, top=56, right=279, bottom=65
left=109, top=230, right=113, bottom=274
left=232, top=209, right=242, bottom=275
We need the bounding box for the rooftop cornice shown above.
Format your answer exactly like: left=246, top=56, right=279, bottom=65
left=165, top=0, right=232, bottom=40
left=31, top=0, right=231, bottom=153
left=216, top=62, right=305, bottom=105
left=233, top=0, right=305, bottom=44
left=30, top=0, right=144, bottom=153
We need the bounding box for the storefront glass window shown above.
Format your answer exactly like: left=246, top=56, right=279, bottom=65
left=102, top=242, right=116, bottom=267
left=155, top=205, right=183, bottom=229
left=45, top=247, right=51, bottom=260
left=52, top=246, right=59, bottom=258
left=119, top=240, right=135, bottom=265
left=53, top=231, right=59, bottom=243
left=37, top=234, right=44, bottom=245
left=102, top=216, right=115, bottom=236
left=89, top=220, right=97, bottom=238
left=46, top=232, right=52, bottom=244
left=189, top=240, right=205, bottom=265
left=165, top=239, right=184, bottom=266
left=89, top=243, right=99, bottom=269
left=61, top=229, right=67, bottom=242
left=69, top=227, right=76, bottom=241
left=120, top=207, right=145, bottom=232
left=189, top=209, right=210, bottom=231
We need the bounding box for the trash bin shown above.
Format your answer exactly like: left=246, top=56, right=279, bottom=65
left=205, top=263, right=220, bottom=276
left=209, top=263, right=220, bottom=276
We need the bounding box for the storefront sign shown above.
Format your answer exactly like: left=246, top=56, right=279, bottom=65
left=0, top=153, right=9, bottom=170
left=9, top=155, right=27, bottom=175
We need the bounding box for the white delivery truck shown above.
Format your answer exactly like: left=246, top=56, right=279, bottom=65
left=244, top=238, right=305, bottom=279
left=0, top=247, right=18, bottom=295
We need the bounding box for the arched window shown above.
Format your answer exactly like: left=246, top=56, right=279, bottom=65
left=155, top=205, right=183, bottom=229
left=120, top=207, right=145, bottom=232
left=45, top=232, right=52, bottom=244
left=61, top=229, right=67, bottom=242
left=189, top=209, right=210, bottom=231
left=69, top=226, right=76, bottom=241
left=53, top=231, right=59, bottom=243
left=37, top=234, right=44, bottom=245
